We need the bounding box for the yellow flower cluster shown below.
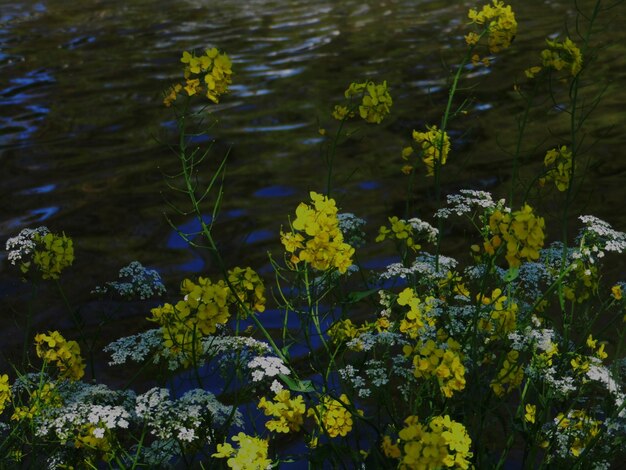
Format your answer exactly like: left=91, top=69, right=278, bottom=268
left=407, top=125, right=451, bottom=177
left=0, top=374, right=10, bottom=416
left=328, top=318, right=368, bottom=344
left=540, top=145, right=572, bottom=191
left=484, top=204, right=545, bottom=267
left=524, top=404, right=536, bottom=424
left=213, top=432, right=271, bottom=470
left=164, top=48, right=233, bottom=106
left=375, top=217, right=421, bottom=251
left=34, top=331, right=85, bottom=381
left=11, top=382, right=61, bottom=422
left=258, top=390, right=306, bottom=433
left=563, top=263, right=598, bottom=303
left=385, top=415, right=473, bottom=469
left=227, top=266, right=266, bottom=318
left=404, top=338, right=466, bottom=398
left=585, top=334, right=608, bottom=361
left=478, top=288, right=518, bottom=338
left=281, top=192, right=354, bottom=273
left=309, top=393, right=355, bottom=438
left=75, top=424, right=113, bottom=463
left=148, top=276, right=231, bottom=360
left=526, top=37, right=583, bottom=78
left=397, top=288, right=436, bottom=339
left=553, top=410, right=601, bottom=458
left=23, top=232, right=74, bottom=280
left=490, top=350, right=524, bottom=396
left=334, top=80, right=392, bottom=124
left=467, top=0, right=517, bottom=53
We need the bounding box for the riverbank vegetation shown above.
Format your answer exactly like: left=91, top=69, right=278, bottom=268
left=1, top=1, right=625, bottom=468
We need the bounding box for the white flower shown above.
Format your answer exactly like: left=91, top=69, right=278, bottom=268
left=247, top=356, right=290, bottom=381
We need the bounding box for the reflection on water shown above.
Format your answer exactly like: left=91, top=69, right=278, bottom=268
left=0, top=0, right=625, bottom=355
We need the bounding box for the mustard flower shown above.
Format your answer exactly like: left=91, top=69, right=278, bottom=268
left=525, top=404, right=536, bottom=424
left=0, top=374, right=11, bottom=416
left=213, top=432, right=271, bottom=469
left=411, top=125, right=451, bottom=177
left=490, top=350, right=523, bottom=396
left=611, top=284, right=622, bottom=300
left=394, top=415, right=473, bottom=469
left=148, top=275, right=232, bottom=362
left=485, top=204, right=545, bottom=267
left=309, top=393, right=356, bottom=438
left=335, top=80, right=392, bottom=124
left=408, top=338, right=466, bottom=398
left=467, top=0, right=517, bottom=53
left=478, top=288, right=518, bottom=337
left=227, top=266, right=266, bottom=317
left=164, top=47, right=233, bottom=106
left=258, top=390, right=306, bottom=433
left=11, top=382, right=62, bottom=422
left=34, top=331, right=85, bottom=381
left=397, top=288, right=437, bottom=339
left=281, top=192, right=354, bottom=273
left=9, top=230, right=74, bottom=280
left=540, top=145, right=572, bottom=191
left=328, top=318, right=369, bottom=344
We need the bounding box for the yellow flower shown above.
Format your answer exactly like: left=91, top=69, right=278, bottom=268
left=412, top=125, right=451, bottom=177
left=228, top=266, right=266, bottom=316
left=467, top=0, right=517, bottom=53
left=540, top=145, right=572, bottom=191
left=0, top=374, right=11, bottom=416
left=281, top=192, right=354, bottom=273
left=611, top=284, right=622, bottom=300
left=213, top=433, right=271, bottom=470
left=34, top=331, right=85, bottom=381
left=309, top=394, right=355, bottom=438
left=165, top=48, right=233, bottom=106
left=26, top=232, right=74, bottom=280
left=542, top=37, right=583, bottom=76
left=524, top=404, right=536, bottom=424
left=258, top=390, right=306, bottom=433
left=336, top=80, right=392, bottom=124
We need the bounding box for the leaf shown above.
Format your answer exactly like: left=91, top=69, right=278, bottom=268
left=346, top=288, right=379, bottom=303
left=280, top=374, right=315, bottom=393
left=504, top=267, right=519, bottom=282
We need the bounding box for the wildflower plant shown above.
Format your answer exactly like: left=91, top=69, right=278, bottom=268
left=2, top=0, right=626, bottom=468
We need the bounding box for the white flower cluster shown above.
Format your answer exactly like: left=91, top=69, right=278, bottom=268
left=339, top=365, right=369, bottom=397
left=5, top=226, right=50, bottom=265
left=509, top=327, right=556, bottom=353
left=346, top=331, right=409, bottom=352
left=586, top=364, right=626, bottom=419
left=135, top=387, right=239, bottom=443
left=204, top=335, right=272, bottom=357
left=579, top=215, right=626, bottom=253
left=338, top=212, right=367, bottom=248
left=407, top=217, right=439, bottom=243
left=104, top=329, right=165, bottom=366
left=247, top=355, right=290, bottom=382
left=434, top=189, right=498, bottom=219
left=379, top=253, right=457, bottom=281
left=92, top=261, right=166, bottom=300
left=37, top=402, right=130, bottom=441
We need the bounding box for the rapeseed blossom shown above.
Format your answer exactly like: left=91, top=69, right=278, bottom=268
left=164, top=48, right=233, bottom=106
left=0, top=374, right=10, bottom=416
left=390, top=415, right=473, bottom=469
left=484, top=204, right=545, bottom=267
left=525, top=37, right=583, bottom=78
left=540, top=145, right=573, bottom=191
left=467, top=1, right=517, bottom=53
left=6, top=228, right=74, bottom=280
left=34, top=331, right=85, bottom=381
left=309, top=393, right=355, bottom=438
left=281, top=192, right=354, bottom=273
left=258, top=390, right=306, bottom=433
left=490, top=350, right=523, bottom=396
left=213, top=432, right=271, bottom=469
left=411, top=125, right=451, bottom=176
left=227, top=266, right=266, bottom=317
left=334, top=80, right=392, bottom=124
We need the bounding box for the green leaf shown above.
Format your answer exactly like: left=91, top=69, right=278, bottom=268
left=346, top=288, right=379, bottom=303
left=280, top=374, right=315, bottom=393
left=504, top=267, right=519, bottom=282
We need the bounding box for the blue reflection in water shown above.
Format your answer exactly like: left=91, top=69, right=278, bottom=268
left=253, top=185, right=296, bottom=198
left=358, top=180, right=379, bottom=190
left=18, top=184, right=56, bottom=195
left=245, top=228, right=274, bottom=244
left=166, top=214, right=213, bottom=249
left=30, top=206, right=58, bottom=221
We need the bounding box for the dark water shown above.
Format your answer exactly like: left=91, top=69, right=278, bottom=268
left=1, top=0, right=625, bottom=360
